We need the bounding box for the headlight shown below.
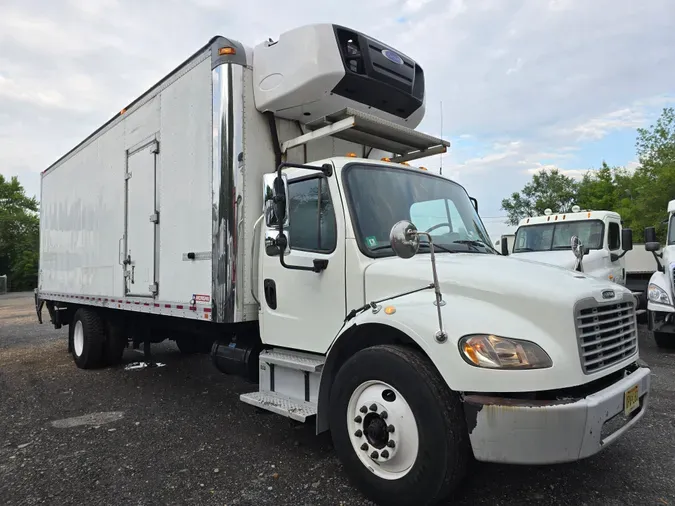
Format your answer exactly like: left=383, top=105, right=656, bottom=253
left=458, top=334, right=552, bottom=369
left=648, top=283, right=671, bottom=305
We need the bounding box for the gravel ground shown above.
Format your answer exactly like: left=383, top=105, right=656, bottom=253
left=1, top=292, right=674, bottom=506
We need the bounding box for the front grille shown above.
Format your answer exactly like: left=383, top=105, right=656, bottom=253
left=576, top=300, right=638, bottom=374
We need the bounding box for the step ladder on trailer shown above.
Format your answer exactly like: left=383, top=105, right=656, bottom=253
left=240, top=349, right=325, bottom=422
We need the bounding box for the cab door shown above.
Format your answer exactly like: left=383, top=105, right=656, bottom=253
left=607, top=220, right=625, bottom=283
left=258, top=167, right=347, bottom=354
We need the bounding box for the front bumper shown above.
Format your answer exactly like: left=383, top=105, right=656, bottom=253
left=463, top=364, right=651, bottom=465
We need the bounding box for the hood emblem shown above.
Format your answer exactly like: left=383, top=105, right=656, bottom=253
left=602, top=290, right=615, bottom=299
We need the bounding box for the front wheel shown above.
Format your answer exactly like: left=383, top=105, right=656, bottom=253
left=329, top=345, right=470, bottom=506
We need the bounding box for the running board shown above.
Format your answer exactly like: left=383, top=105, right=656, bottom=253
left=239, top=391, right=317, bottom=422
left=260, top=349, right=325, bottom=372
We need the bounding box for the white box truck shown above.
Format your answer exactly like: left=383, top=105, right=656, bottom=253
left=501, top=207, right=655, bottom=314
left=35, top=23, right=651, bottom=506
left=643, top=200, right=675, bottom=349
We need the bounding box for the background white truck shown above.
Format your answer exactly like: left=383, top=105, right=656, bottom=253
left=644, top=200, right=675, bottom=349
left=35, top=23, right=651, bottom=506
left=501, top=207, right=656, bottom=314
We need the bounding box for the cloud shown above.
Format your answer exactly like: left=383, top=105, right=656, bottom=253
left=0, top=0, right=673, bottom=217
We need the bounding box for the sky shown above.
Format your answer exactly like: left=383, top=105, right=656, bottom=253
left=1, top=0, right=674, bottom=242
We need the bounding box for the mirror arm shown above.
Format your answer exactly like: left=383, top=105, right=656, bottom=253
left=277, top=161, right=333, bottom=179
left=611, top=250, right=629, bottom=262
left=651, top=251, right=664, bottom=272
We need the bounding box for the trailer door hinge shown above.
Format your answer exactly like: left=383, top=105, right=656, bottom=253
left=125, top=172, right=132, bottom=180
left=149, top=282, right=158, bottom=295
left=150, top=141, right=159, bottom=154
left=149, top=212, right=159, bottom=224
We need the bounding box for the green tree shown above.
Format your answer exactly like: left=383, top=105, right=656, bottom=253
left=629, top=107, right=675, bottom=242
left=0, top=175, right=39, bottom=291
left=501, top=168, right=579, bottom=225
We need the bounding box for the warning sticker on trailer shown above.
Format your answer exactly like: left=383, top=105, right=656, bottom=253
left=194, top=294, right=210, bottom=303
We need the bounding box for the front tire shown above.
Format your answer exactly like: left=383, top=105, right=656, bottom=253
left=329, top=345, right=470, bottom=506
left=654, top=331, right=675, bottom=349
left=69, top=308, right=106, bottom=369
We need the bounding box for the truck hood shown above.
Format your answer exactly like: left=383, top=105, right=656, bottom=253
left=363, top=252, right=627, bottom=309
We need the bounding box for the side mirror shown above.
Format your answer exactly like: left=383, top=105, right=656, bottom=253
left=263, top=173, right=289, bottom=229
left=500, top=236, right=509, bottom=256
left=390, top=221, right=420, bottom=259
left=644, top=226, right=657, bottom=243
left=645, top=241, right=661, bottom=252
left=571, top=235, right=584, bottom=259
left=621, top=228, right=633, bottom=251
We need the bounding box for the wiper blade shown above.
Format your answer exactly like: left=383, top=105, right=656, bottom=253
left=513, top=247, right=534, bottom=252
left=369, top=245, right=393, bottom=252
left=418, top=242, right=456, bottom=254
left=451, top=239, right=494, bottom=252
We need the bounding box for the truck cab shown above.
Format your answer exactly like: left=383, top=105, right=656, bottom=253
left=505, top=207, right=635, bottom=290
left=644, top=199, right=675, bottom=348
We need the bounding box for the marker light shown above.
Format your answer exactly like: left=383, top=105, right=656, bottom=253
left=346, top=152, right=357, bottom=157
left=459, top=334, right=552, bottom=369
left=381, top=157, right=391, bottom=162
left=419, top=166, right=428, bottom=171
left=219, top=47, right=236, bottom=55
left=400, top=162, right=410, bottom=166
left=384, top=306, right=396, bottom=315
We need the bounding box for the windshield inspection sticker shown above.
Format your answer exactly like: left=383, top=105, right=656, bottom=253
left=365, top=236, right=378, bottom=248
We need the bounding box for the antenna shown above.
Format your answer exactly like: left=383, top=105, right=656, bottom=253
left=440, top=101, right=443, bottom=175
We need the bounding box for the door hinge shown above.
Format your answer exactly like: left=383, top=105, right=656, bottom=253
left=150, top=141, right=159, bottom=154
left=125, top=172, right=132, bottom=180
left=149, top=211, right=159, bottom=224
left=149, top=282, right=158, bottom=295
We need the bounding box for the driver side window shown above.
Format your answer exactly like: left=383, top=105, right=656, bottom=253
left=287, top=177, right=336, bottom=253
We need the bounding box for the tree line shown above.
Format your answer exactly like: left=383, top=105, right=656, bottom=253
left=0, top=174, right=39, bottom=292
left=501, top=107, right=675, bottom=242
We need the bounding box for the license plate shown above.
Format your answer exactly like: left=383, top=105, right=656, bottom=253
left=624, top=385, right=640, bottom=416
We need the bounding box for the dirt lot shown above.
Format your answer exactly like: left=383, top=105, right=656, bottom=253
left=1, top=291, right=675, bottom=505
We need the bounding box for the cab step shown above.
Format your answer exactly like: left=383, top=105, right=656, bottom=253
left=239, top=391, right=317, bottom=422
left=636, top=309, right=646, bottom=316
left=260, top=349, right=324, bottom=372
left=239, top=348, right=325, bottom=422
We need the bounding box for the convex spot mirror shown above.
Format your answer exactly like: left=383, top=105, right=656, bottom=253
left=263, top=172, right=289, bottom=229
left=390, top=220, right=420, bottom=259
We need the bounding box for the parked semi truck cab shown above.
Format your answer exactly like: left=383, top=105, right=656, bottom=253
left=36, top=24, right=651, bottom=506
left=644, top=199, right=675, bottom=348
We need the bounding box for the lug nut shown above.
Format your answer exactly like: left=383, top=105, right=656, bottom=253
left=381, top=450, right=389, bottom=459
left=354, top=415, right=362, bottom=423
left=381, top=411, right=388, bottom=419
left=371, top=451, right=379, bottom=459
left=360, top=406, right=368, bottom=414
left=387, top=425, right=395, bottom=433
left=387, top=440, right=396, bottom=448
left=354, top=429, right=363, bottom=437
left=369, top=404, right=378, bottom=412
left=360, top=443, right=368, bottom=451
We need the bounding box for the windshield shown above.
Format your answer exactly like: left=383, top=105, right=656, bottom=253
left=343, top=164, right=494, bottom=256
left=513, top=220, right=604, bottom=253
left=669, top=214, right=675, bottom=245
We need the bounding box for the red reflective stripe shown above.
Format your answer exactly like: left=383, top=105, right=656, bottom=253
left=143, top=303, right=149, bottom=306
left=135, top=302, right=140, bottom=305
left=189, top=306, right=196, bottom=311
left=165, top=304, right=171, bottom=308
left=176, top=305, right=183, bottom=309
left=204, top=308, right=211, bottom=313
left=154, top=303, right=160, bottom=307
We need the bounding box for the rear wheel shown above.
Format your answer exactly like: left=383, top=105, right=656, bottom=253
left=70, top=308, right=106, bottom=369
left=329, top=345, right=470, bottom=506
left=653, top=331, right=675, bottom=349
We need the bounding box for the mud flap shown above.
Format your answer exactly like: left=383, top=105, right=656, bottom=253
left=34, top=289, right=44, bottom=324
